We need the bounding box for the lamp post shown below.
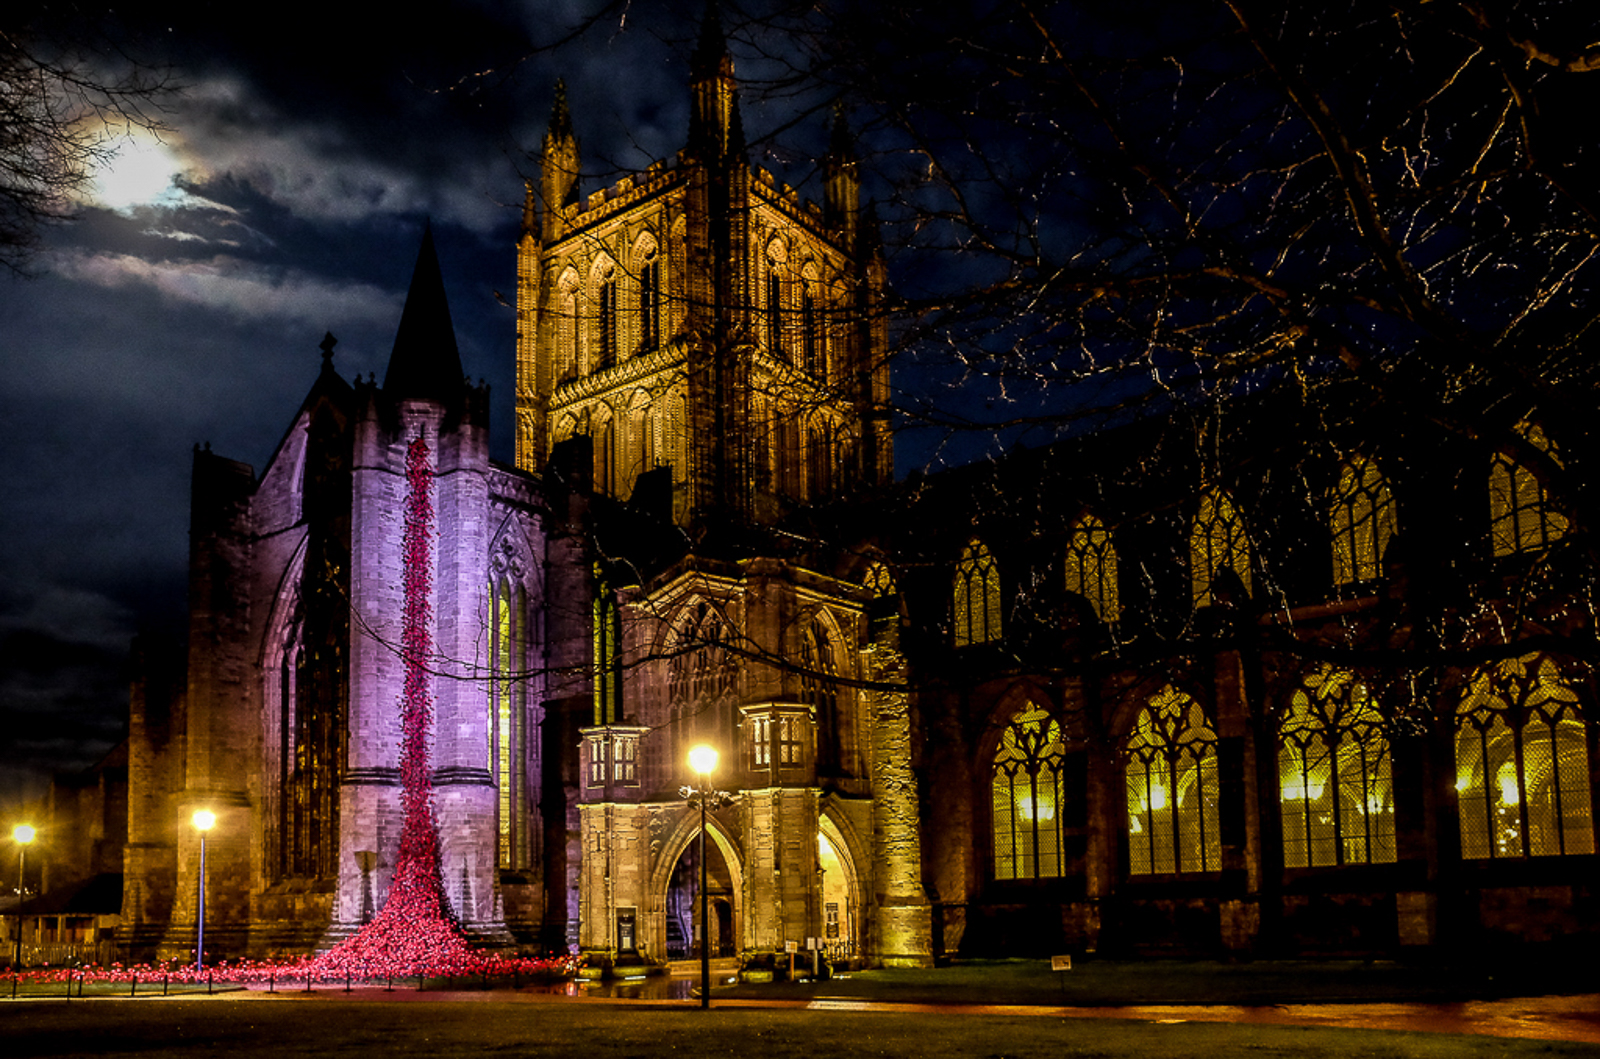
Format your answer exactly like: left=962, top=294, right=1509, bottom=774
left=686, top=744, right=719, bottom=1010
left=192, top=809, right=216, bottom=972
left=12, top=824, right=34, bottom=995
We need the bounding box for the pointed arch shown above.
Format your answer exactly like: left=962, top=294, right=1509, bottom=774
left=1455, top=654, right=1593, bottom=858
left=953, top=538, right=1002, bottom=647
left=1065, top=512, right=1119, bottom=623
left=991, top=702, right=1069, bottom=880
left=1330, top=455, right=1396, bottom=586
left=1190, top=487, right=1251, bottom=607
left=554, top=267, right=581, bottom=386
left=1490, top=421, right=1569, bottom=557
left=1126, top=685, right=1220, bottom=874
left=591, top=403, right=616, bottom=496
left=587, top=255, right=618, bottom=372
left=1279, top=666, right=1395, bottom=867
left=632, top=231, right=661, bottom=355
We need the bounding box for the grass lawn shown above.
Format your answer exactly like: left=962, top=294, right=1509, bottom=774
left=2, top=998, right=1598, bottom=1059
left=725, top=956, right=1600, bottom=1007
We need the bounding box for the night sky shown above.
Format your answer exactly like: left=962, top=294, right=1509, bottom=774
left=0, top=2, right=812, bottom=806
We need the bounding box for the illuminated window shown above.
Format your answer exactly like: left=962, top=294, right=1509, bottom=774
left=592, top=565, right=621, bottom=726
left=801, top=618, right=841, bottom=773
left=1279, top=667, right=1395, bottom=868
left=1126, top=686, right=1220, bottom=874
left=1065, top=513, right=1119, bottom=623
left=953, top=539, right=1002, bottom=647
left=1490, top=421, right=1569, bottom=557
left=1455, top=654, right=1594, bottom=859
left=667, top=602, right=737, bottom=768
left=1330, top=456, right=1396, bottom=586
left=992, top=703, right=1068, bottom=881
left=592, top=408, right=615, bottom=496
left=863, top=561, right=895, bottom=599
left=1191, top=487, right=1251, bottom=607
left=489, top=578, right=527, bottom=869
left=637, top=245, right=659, bottom=353
left=592, top=264, right=617, bottom=370
left=750, top=715, right=770, bottom=768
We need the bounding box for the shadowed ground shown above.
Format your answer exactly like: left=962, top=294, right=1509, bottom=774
left=2, top=995, right=1600, bottom=1059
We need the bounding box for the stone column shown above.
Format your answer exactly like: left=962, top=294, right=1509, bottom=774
left=864, top=626, right=933, bottom=967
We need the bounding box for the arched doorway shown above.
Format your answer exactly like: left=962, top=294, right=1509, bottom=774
left=818, top=813, right=864, bottom=961
left=664, top=830, right=737, bottom=959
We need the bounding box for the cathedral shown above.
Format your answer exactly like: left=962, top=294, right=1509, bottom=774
left=116, top=12, right=1599, bottom=968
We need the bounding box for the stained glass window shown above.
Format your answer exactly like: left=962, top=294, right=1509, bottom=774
left=1126, top=686, right=1220, bottom=874
left=954, top=539, right=1002, bottom=647
left=1330, top=456, right=1396, bottom=586
left=1190, top=488, right=1251, bottom=607
left=992, top=703, right=1068, bottom=881
left=1455, top=655, right=1593, bottom=859
left=1279, top=667, right=1396, bottom=867
left=1490, top=422, right=1569, bottom=557
left=1065, top=513, right=1119, bottom=622
left=490, top=579, right=526, bottom=869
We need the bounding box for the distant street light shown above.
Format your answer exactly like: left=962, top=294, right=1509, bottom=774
left=192, top=810, right=216, bottom=972
left=12, top=823, right=34, bottom=996
left=684, top=745, right=719, bottom=1010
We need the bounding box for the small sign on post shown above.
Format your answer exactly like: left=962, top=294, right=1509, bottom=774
left=1051, top=954, right=1072, bottom=1004
left=785, top=939, right=797, bottom=980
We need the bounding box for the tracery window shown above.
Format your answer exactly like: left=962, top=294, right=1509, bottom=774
left=801, top=274, right=820, bottom=377
left=1455, top=654, right=1594, bottom=859
left=953, top=539, right=1002, bottom=647
left=489, top=578, right=527, bottom=869
left=593, top=264, right=617, bottom=370
left=556, top=275, right=580, bottom=386
left=637, top=244, right=659, bottom=353
left=1126, top=686, right=1220, bottom=874
left=992, top=703, right=1068, bottom=881
left=801, top=618, right=842, bottom=774
left=863, top=561, right=895, bottom=599
left=592, top=565, right=621, bottom=727
left=1330, top=456, right=1397, bottom=586
left=1190, top=487, right=1251, bottom=607
left=592, top=408, right=616, bottom=496
left=1064, top=513, right=1119, bottom=623
left=765, top=244, right=786, bottom=361
left=1279, top=667, right=1395, bottom=868
left=667, top=602, right=737, bottom=766
left=1490, top=421, right=1569, bottom=557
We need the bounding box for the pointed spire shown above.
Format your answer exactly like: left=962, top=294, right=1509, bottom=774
left=547, top=78, right=574, bottom=143
left=691, top=0, right=728, bottom=81
left=383, top=224, right=464, bottom=401
left=521, top=182, right=536, bottom=236
left=687, top=1, right=740, bottom=162
left=829, top=101, right=855, bottom=162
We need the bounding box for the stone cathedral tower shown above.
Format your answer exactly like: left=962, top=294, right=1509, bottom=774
left=515, top=9, right=932, bottom=969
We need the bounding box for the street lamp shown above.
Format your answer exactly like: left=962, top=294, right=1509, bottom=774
left=685, top=744, right=718, bottom=1010
left=192, top=809, right=216, bottom=972
left=12, top=823, right=34, bottom=996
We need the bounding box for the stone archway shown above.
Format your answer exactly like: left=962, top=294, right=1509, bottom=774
left=650, top=809, right=744, bottom=961
left=818, top=810, right=865, bottom=960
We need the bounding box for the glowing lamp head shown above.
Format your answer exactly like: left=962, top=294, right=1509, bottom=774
left=192, top=809, right=217, bottom=832
left=13, top=824, right=35, bottom=846
left=688, top=744, right=719, bottom=779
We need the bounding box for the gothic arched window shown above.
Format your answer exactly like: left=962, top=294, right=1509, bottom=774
left=489, top=577, right=527, bottom=869
left=1065, top=513, right=1119, bottom=623
left=592, top=565, right=621, bottom=727
left=1279, top=667, right=1395, bottom=868
left=667, top=602, right=737, bottom=769
left=592, top=263, right=617, bottom=371
left=1126, top=686, right=1220, bottom=874
left=765, top=241, right=787, bottom=361
left=555, top=271, right=580, bottom=386
left=801, top=269, right=821, bottom=377
left=953, top=539, right=1002, bottom=647
left=801, top=617, right=843, bottom=774
left=1455, top=654, right=1594, bottom=859
left=1330, top=456, right=1396, bottom=586
left=636, top=240, right=659, bottom=353
left=992, top=703, right=1068, bottom=881
left=1190, top=487, right=1252, bottom=607
left=592, top=407, right=616, bottom=497
left=1490, top=421, right=1569, bottom=557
